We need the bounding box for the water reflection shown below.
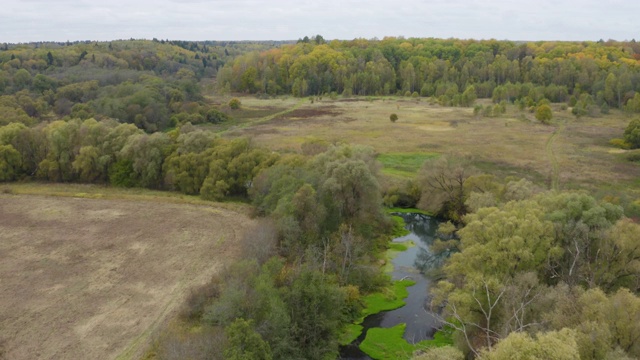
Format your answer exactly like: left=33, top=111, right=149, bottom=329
left=339, top=213, right=442, bottom=360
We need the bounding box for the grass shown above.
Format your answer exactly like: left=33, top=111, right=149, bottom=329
left=388, top=242, right=409, bottom=252
left=339, top=323, right=364, bottom=345
left=340, top=278, right=416, bottom=344
left=360, top=279, right=416, bottom=320
left=384, top=240, right=415, bottom=273
left=4, top=182, right=251, bottom=212
left=339, top=216, right=417, bottom=344
left=210, top=96, right=640, bottom=207
left=359, top=324, right=455, bottom=360
left=391, top=215, right=411, bottom=237
left=377, top=152, right=439, bottom=178
left=360, top=324, right=416, bottom=359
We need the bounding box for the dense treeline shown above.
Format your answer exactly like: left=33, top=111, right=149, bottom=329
left=2, top=36, right=640, bottom=360
left=412, top=168, right=640, bottom=360
left=218, top=37, right=640, bottom=112
left=0, top=120, right=278, bottom=198
left=0, top=39, right=283, bottom=131
left=3, top=120, right=640, bottom=359
left=0, top=118, right=394, bottom=358
left=164, top=144, right=393, bottom=360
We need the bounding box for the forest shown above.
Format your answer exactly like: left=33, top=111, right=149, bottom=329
left=0, top=37, right=639, bottom=360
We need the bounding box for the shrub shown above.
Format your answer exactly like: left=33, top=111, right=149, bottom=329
left=206, top=108, right=230, bottom=123
left=610, top=138, right=631, bottom=150
left=535, top=104, right=553, bottom=124
left=626, top=149, right=640, bottom=162
left=623, top=118, right=640, bottom=148
left=390, top=113, right=398, bottom=122
left=228, top=98, right=241, bottom=110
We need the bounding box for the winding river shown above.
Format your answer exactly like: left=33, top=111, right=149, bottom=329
left=339, top=213, right=441, bottom=359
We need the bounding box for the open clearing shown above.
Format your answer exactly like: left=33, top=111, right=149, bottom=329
left=215, top=97, right=640, bottom=197
left=0, top=191, right=251, bottom=360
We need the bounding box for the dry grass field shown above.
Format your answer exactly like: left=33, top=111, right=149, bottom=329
left=215, top=96, right=640, bottom=198
left=1, top=96, right=638, bottom=360
left=0, top=187, right=253, bottom=360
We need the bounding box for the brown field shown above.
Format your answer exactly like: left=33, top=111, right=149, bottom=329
left=0, top=191, right=252, bottom=360
left=216, top=96, right=640, bottom=197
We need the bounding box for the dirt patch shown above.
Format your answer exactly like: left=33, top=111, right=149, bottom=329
left=273, top=107, right=341, bottom=120
left=416, top=125, right=454, bottom=132
left=0, top=194, right=251, bottom=360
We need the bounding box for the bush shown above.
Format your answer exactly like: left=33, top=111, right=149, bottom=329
left=180, top=279, right=221, bottom=321
left=207, top=108, right=230, bottom=123
left=626, top=149, right=640, bottom=162
left=610, top=138, right=632, bottom=150
left=623, top=118, right=640, bottom=148
left=535, top=104, right=553, bottom=124
left=228, top=98, right=241, bottom=110
left=389, top=113, right=398, bottom=122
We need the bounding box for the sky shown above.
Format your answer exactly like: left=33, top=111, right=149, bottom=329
left=2, top=0, right=639, bottom=43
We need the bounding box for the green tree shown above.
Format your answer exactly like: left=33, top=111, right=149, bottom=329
left=478, top=329, right=580, bottom=360
left=240, top=67, right=258, bottom=93
left=604, top=72, right=617, bottom=106
left=13, top=69, right=32, bottom=90
left=419, top=156, right=475, bottom=223
left=460, top=85, right=477, bottom=107
left=0, top=144, right=21, bottom=181
left=229, top=97, right=241, bottom=110
left=72, top=146, right=104, bottom=182
left=224, top=319, right=273, bottom=360
left=32, top=74, right=57, bottom=94
left=119, top=132, right=171, bottom=188
left=623, top=118, right=640, bottom=148
left=38, top=120, right=81, bottom=181
left=320, top=158, right=382, bottom=223
left=535, top=104, right=553, bottom=124
left=284, top=268, right=346, bottom=360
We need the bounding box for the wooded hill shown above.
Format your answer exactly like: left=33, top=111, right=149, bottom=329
left=218, top=37, right=640, bottom=113
left=0, top=39, right=288, bottom=132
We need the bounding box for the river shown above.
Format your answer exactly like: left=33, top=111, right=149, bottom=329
left=339, top=212, right=441, bottom=359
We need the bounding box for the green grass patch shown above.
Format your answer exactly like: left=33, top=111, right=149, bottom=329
left=360, top=324, right=415, bottom=360
left=384, top=241, right=414, bottom=273
left=359, top=324, right=455, bottom=360
left=341, top=278, right=416, bottom=344
left=428, top=325, right=455, bottom=347
left=388, top=242, right=409, bottom=252
left=360, top=279, right=416, bottom=320
left=339, top=323, right=364, bottom=345
left=391, top=215, right=410, bottom=237
left=377, top=153, right=439, bottom=178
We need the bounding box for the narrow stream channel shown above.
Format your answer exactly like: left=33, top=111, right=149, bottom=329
left=339, top=213, right=441, bottom=359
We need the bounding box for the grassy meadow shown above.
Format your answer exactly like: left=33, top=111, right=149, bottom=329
left=209, top=95, right=640, bottom=211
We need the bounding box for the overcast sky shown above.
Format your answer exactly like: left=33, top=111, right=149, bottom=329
left=2, top=0, right=638, bottom=43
